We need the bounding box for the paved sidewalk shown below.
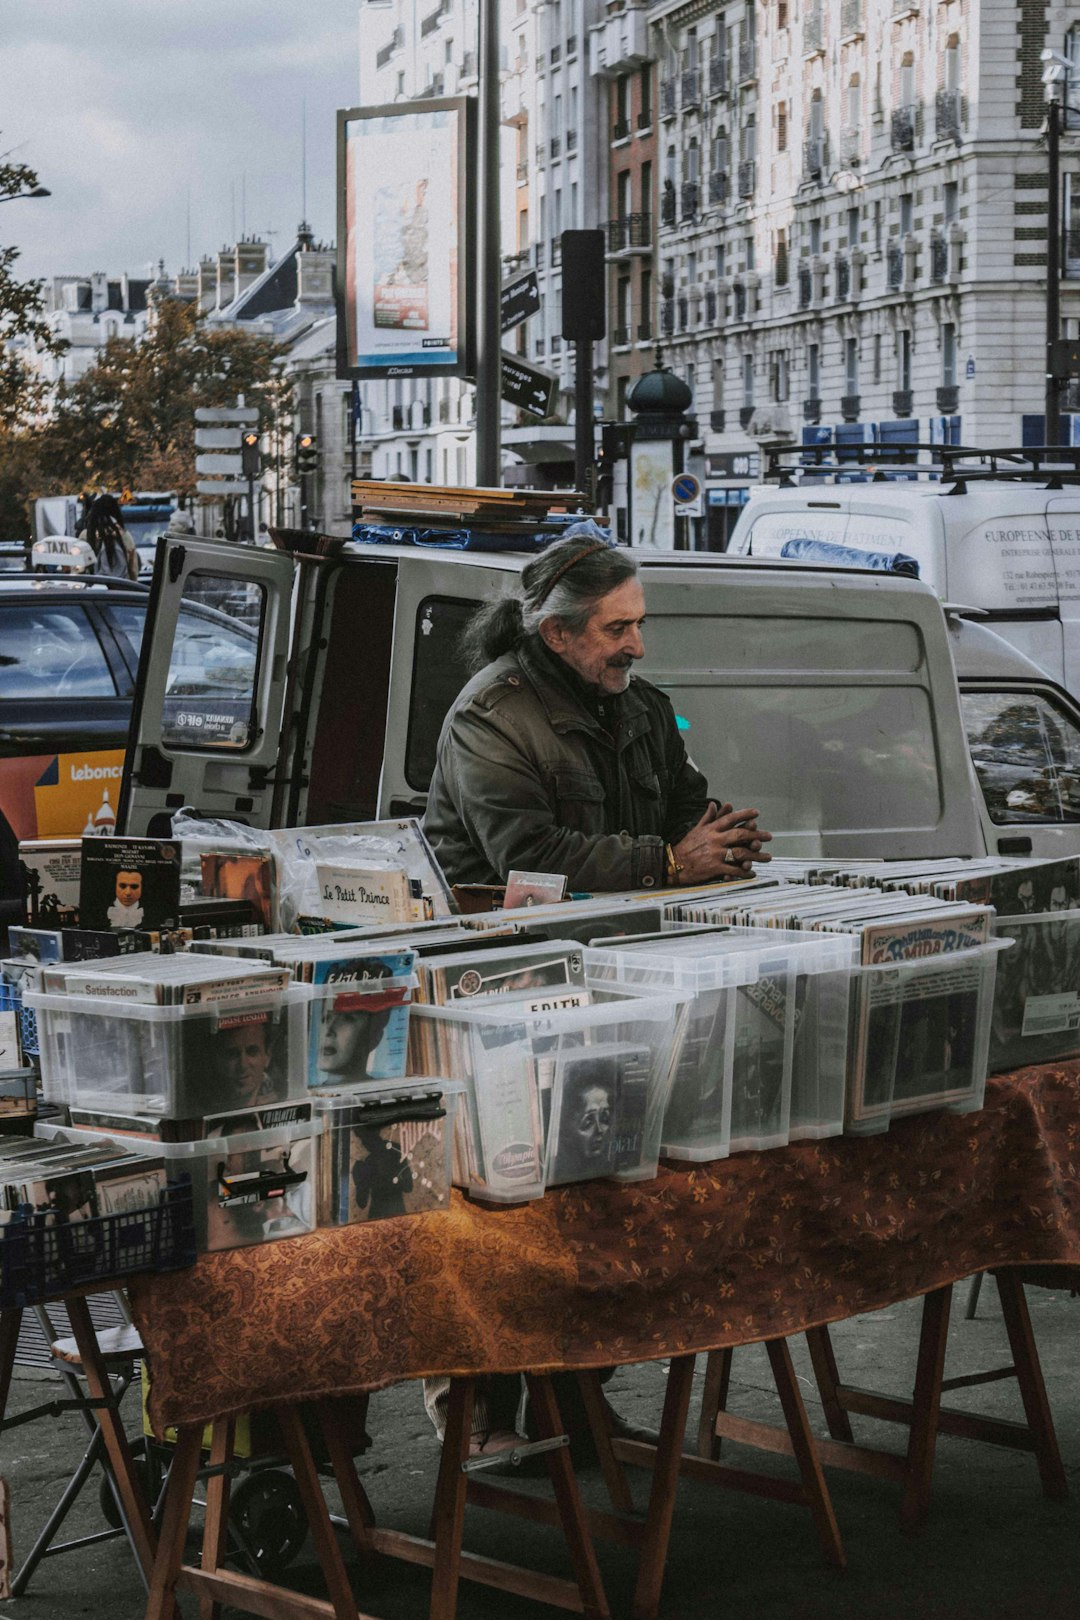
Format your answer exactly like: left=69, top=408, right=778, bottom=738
left=1, top=1280, right=1077, bottom=1619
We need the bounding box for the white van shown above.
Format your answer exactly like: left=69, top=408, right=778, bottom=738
left=727, top=465, right=1080, bottom=696
left=116, top=537, right=1080, bottom=866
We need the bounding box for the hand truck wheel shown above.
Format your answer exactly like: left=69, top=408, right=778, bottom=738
left=227, top=1468, right=307, bottom=1578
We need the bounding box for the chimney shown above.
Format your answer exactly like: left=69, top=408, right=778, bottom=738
left=216, top=245, right=236, bottom=309
left=90, top=272, right=109, bottom=314
left=174, top=268, right=200, bottom=303
left=297, top=245, right=334, bottom=305
left=198, top=256, right=216, bottom=312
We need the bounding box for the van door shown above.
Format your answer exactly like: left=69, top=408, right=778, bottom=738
left=1045, top=494, right=1080, bottom=696
left=959, top=679, right=1080, bottom=860
left=377, top=553, right=518, bottom=817
left=117, top=537, right=294, bottom=836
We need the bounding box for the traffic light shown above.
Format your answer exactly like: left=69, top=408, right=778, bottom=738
left=241, top=429, right=260, bottom=479
left=296, top=432, right=318, bottom=476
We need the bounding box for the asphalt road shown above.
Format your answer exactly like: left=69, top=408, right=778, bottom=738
left=1, top=1281, right=1078, bottom=1620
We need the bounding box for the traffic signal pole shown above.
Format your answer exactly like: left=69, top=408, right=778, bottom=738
left=474, top=0, right=502, bottom=486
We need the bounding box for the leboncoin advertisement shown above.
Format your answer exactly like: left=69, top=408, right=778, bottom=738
left=338, top=100, right=471, bottom=378
left=0, top=749, right=123, bottom=844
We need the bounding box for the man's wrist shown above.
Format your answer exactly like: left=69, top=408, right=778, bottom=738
left=664, top=843, right=685, bottom=886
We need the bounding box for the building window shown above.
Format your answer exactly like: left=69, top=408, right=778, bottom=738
left=899, top=53, right=915, bottom=111
left=777, top=101, right=788, bottom=153
left=900, top=192, right=914, bottom=236
left=944, top=36, right=960, bottom=93
left=943, top=181, right=959, bottom=224
left=615, top=73, right=630, bottom=129
left=641, top=160, right=653, bottom=212
left=778, top=0, right=788, bottom=26
left=713, top=355, right=725, bottom=406
left=686, top=137, right=700, bottom=182
left=639, top=65, right=653, bottom=125
left=770, top=350, right=789, bottom=403
left=846, top=75, right=860, bottom=130
left=775, top=227, right=789, bottom=285
left=845, top=337, right=859, bottom=395
left=808, top=344, right=820, bottom=398
left=847, top=206, right=860, bottom=249
left=744, top=233, right=755, bottom=272
left=899, top=329, right=912, bottom=392
left=742, top=352, right=755, bottom=406
left=942, top=322, right=957, bottom=388
left=874, top=199, right=883, bottom=252
left=715, top=241, right=726, bottom=280
left=873, top=332, right=882, bottom=383
left=809, top=215, right=822, bottom=256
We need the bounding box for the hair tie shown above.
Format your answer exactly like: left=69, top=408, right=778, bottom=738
left=536, top=541, right=611, bottom=606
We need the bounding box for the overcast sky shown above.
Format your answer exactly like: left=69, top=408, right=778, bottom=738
left=4, top=1, right=361, bottom=283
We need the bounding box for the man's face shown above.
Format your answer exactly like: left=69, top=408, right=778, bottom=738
left=1017, top=881, right=1036, bottom=914
left=542, top=579, right=647, bottom=695
left=216, top=1025, right=271, bottom=1105
left=115, top=871, right=142, bottom=908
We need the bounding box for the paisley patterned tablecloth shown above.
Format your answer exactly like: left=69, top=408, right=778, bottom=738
left=131, top=1064, right=1080, bottom=1436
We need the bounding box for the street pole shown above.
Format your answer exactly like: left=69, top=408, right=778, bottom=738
left=1047, top=94, right=1062, bottom=449
left=574, top=340, right=594, bottom=498
left=474, top=0, right=502, bottom=487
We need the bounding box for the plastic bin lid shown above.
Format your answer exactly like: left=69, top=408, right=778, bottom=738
left=312, top=1078, right=464, bottom=1114
left=585, top=926, right=856, bottom=991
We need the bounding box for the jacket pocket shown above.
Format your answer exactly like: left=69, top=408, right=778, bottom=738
left=628, top=763, right=665, bottom=835
left=551, top=767, right=606, bottom=834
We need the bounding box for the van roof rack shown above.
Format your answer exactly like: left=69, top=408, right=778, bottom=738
left=764, top=444, right=1080, bottom=493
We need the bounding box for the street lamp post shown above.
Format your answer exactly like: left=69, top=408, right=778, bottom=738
left=1043, top=55, right=1066, bottom=448
left=473, top=0, right=502, bottom=487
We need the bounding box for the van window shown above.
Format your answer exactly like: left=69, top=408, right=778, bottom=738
left=109, top=573, right=263, bottom=752
left=961, top=689, right=1080, bottom=824
left=0, top=605, right=116, bottom=699
left=405, top=595, right=481, bottom=790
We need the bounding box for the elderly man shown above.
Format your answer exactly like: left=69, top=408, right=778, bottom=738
left=422, top=534, right=771, bottom=1461
left=425, top=533, right=771, bottom=891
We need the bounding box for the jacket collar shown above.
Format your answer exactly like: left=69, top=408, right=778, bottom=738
left=516, top=638, right=652, bottom=746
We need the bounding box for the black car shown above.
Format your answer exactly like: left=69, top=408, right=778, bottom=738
left=0, top=575, right=259, bottom=925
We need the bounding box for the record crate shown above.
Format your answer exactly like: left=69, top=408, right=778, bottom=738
left=38, top=1117, right=318, bottom=1254
left=585, top=927, right=856, bottom=1160
left=312, top=1080, right=463, bottom=1226
left=0, top=1178, right=196, bottom=1310
left=410, top=994, right=684, bottom=1204
left=988, top=910, right=1080, bottom=1074
left=845, top=938, right=1011, bottom=1135
left=25, top=985, right=308, bottom=1120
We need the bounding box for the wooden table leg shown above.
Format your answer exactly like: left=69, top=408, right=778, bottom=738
left=526, top=1374, right=610, bottom=1620
left=631, top=1354, right=695, bottom=1620
left=765, top=1338, right=845, bottom=1571
left=66, top=1294, right=157, bottom=1580
left=696, top=1348, right=732, bottom=1460
left=0, top=1307, right=20, bottom=1600
left=993, top=1270, right=1068, bottom=1501
left=428, top=1378, right=473, bottom=1620
left=806, top=1326, right=855, bottom=1444
left=145, top=1425, right=202, bottom=1620
left=277, top=1405, right=357, bottom=1620
left=198, top=1418, right=234, bottom=1620
left=576, top=1369, right=636, bottom=1516
left=900, top=1285, right=951, bottom=1532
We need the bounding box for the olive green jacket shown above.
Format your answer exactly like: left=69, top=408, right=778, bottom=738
left=423, top=638, right=710, bottom=892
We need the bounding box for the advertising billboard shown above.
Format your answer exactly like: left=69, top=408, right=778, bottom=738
left=337, top=99, right=475, bottom=380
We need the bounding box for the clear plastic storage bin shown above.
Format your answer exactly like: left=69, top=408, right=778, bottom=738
left=585, top=927, right=856, bottom=1159
left=312, top=1080, right=463, bottom=1226
left=38, top=1117, right=317, bottom=1253
left=25, top=986, right=308, bottom=1120
left=845, top=938, right=1011, bottom=1135
left=410, top=995, right=684, bottom=1203
left=988, top=911, right=1080, bottom=1074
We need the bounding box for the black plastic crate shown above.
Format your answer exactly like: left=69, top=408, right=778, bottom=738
left=0, top=1178, right=196, bottom=1309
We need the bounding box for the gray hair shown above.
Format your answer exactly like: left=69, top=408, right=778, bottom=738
left=460, top=537, right=638, bottom=672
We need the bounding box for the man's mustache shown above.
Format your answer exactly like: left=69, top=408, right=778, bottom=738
left=607, top=655, right=635, bottom=668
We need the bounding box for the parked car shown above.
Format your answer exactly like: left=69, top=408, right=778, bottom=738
left=0, top=543, right=29, bottom=574
left=0, top=575, right=258, bottom=926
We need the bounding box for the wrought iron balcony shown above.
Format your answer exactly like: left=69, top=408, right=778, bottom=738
left=841, top=394, right=861, bottom=422
left=835, top=254, right=851, bottom=300
left=935, top=88, right=961, bottom=141
left=613, top=119, right=631, bottom=141
left=567, top=129, right=577, bottom=152
left=660, top=79, right=677, bottom=119
left=681, top=181, right=701, bottom=218
left=661, top=298, right=675, bottom=335
left=516, top=161, right=528, bottom=183
left=710, top=57, right=730, bottom=97
left=930, top=233, right=949, bottom=283
left=892, top=0, right=918, bottom=13
left=534, top=241, right=545, bottom=269
left=677, top=296, right=689, bottom=329
left=710, top=409, right=726, bottom=432
left=613, top=325, right=631, bottom=347
left=887, top=244, right=905, bottom=290
left=803, top=137, right=826, bottom=180
left=566, top=34, right=577, bottom=56
left=550, top=135, right=561, bottom=159
left=891, top=105, right=916, bottom=152
left=637, top=109, right=653, bottom=130
left=709, top=169, right=729, bottom=206
left=607, top=212, right=653, bottom=253
left=737, top=159, right=756, bottom=197
left=936, top=385, right=959, bottom=413
left=637, top=317, right=653, bottom=341
left=733, top=282, right=747, bottom=320
left=549, top=43, right=561, bottom=64
left=803, top=11, right=824, bottom=54
left=460, top=50, right=476, bottom=77
left=739, top=405, right=756, bottom=430
left=737, top=42, right=756, bottom=83
left=840, top=0, right=864, bottom=35
left=660, top=185, right=677, bottom=227
left=840, top=124, right=861, bottom=167
left=375, top=27, right=404, bottom=68
left=892, top=389, right=914, bottom=417
left=802, top=398, right=822, bottom=424
left=682, top=68, right=702, bottom=109
left=798, top=264, right=813, bottom=308
left=550, top=237, right=562, bottom=266
left=704, top=289, right=718, bottom=324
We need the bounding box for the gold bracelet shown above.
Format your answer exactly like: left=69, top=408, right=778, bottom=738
left=664, top=844, right=684, bottom=885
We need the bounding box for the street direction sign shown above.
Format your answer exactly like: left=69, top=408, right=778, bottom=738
left=501, top=271, right=541, bottom=335
left=195, top=454, right=245, bottom=476
left=194, top=406, right=259, bottom=424
left=196, top=479, right=250, bottom=495
left=501, top=350, right=557, bottom=418
left=194, top=427, right=242, bottom=450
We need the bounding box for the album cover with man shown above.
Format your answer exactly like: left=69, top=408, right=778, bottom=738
left=78, top=837, right=182, bottom=933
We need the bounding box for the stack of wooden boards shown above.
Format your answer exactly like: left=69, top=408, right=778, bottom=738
left=350, top=480, right=585, bottom=536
